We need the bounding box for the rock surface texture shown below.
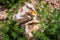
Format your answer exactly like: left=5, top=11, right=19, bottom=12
left=41, top=0, right=60, bottom=9
left=13, top=3, right=39, bottom=40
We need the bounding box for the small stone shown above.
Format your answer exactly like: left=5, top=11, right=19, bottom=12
left=0, top=10, right=8, bottom=20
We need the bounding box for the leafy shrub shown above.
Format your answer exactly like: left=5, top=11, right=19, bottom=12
left=34, top=1, right=60, bottom=40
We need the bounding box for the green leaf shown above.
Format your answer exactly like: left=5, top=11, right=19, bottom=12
left=3, top=34, right=10, bottom=40
left=11, top=31, right=18, bottom=38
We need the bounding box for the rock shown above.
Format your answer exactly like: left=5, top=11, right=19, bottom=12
left=13, top=14, right=32, bottom=24
left=0, top=10, right=8, bottom=20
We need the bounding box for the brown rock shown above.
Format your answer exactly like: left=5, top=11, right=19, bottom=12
left=0, top=10, right=8, bottom=20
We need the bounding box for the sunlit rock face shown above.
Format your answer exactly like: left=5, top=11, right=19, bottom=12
left=0, top=10, right=8, bottom=20
left=13, top=3, right=37, bottom=24
left=41, top=0, right=60, bottom=9
left=13, top=3, right=39, bottom=40
left=20, top=19, right=39, bottom=40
